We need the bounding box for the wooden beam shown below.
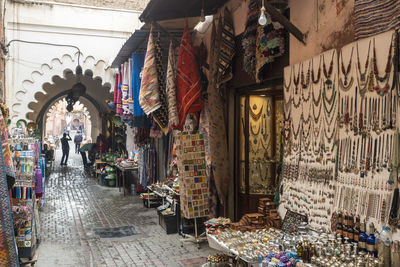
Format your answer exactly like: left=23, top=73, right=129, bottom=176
left=264, top=3, right=306, bottom=45
left=153, top=21, right=181, bottom=47
left=153, top=21, right=210, bottom=70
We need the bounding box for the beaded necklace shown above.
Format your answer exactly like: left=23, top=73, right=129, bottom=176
left=301, top=61, right=311, bottom=89
left=322, top=84, right=337, bottom=114
left=291, top=119, right=302, bottom=142
left=284, top=67, right=292, bottom=94
left=323, top=50, right=335, bottom=82
left=372, top=36, right=393, bottom=95
left=250, top=123, right=261, bottom=136
left=312, top=121, right=320, bottom=155
left=324, top=121, right=335, bottom=144
left=312, top=80, right=322, bottom=107
left=312, top=96, right=322, bottom=123
left=323, top=78, right=336, bottom=105
left=250, top=105, right=263, bottom=121
left=293, top=65, right=301, bottom=94
left=302, top=115, right=312, bottom=151
left=302, top=82, right=311, bottom=102
left=292, top=92, right=302, bottom=108
left=324, top=98, right=337, bottom=132
left=312, top=56, right=322, bottom=84
left=339, top=47, right=354, bottom=92
left=356, top=41, right=371, bottom=84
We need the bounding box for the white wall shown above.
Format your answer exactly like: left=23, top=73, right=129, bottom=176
left=5, top=1, right=142, bottom=123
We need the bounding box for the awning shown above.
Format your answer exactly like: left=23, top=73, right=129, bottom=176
left=111, top=29, right=183, bottom=68
left=139, top=0, right=228, bottom=23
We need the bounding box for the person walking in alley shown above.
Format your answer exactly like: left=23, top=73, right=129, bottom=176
left=74, top=131, right=83, bottom=153
left=60, top=132, right=72, bottom=165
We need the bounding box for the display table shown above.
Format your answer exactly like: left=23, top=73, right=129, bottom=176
left=115, top=164, right=138, bottom=196
left=206, top=232, right=233, bottom=255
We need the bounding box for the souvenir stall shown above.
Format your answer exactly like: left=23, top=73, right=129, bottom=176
left=10, top=135, right=42, bottom=260
left=94, top=114, right=132, bottom=188
left=182, top=9, right=399, bottom=267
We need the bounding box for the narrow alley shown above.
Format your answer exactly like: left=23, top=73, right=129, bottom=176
left=0, top=0, right=399, bottom=266
left=36, top=147, right=214, bottom=267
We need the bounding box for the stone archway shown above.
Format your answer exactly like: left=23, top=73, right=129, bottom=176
left=37, top=93, right=102, bottom=141
left=10, top=53, right=115, bottom=128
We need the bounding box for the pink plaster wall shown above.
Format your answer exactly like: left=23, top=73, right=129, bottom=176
left=289, top=0, right=355, bottom=64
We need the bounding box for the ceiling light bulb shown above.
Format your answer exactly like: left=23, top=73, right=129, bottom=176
left=258, top=7, right=267, bottom=26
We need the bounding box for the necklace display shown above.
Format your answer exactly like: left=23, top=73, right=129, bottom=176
left=282, top=34, right=397, bottom=231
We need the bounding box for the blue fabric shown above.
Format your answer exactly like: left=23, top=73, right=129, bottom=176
left=132, top=53, right=145, bottom=117
left=131, top=53, right=152, bottom=129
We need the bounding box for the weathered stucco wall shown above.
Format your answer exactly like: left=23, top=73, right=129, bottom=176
left=289, top=0, right=355, bottom=64
left=10, top=0, right=149, bottom=11
left=5, top=1, right=142, bottom=125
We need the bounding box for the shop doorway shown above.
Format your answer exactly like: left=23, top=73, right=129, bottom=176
left=235, top=88, right=284, bottom=218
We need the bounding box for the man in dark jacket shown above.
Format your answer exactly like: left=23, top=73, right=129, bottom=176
left=60, top=133, right=72, bottom=165
left=74, top=131, right=83, bottom=154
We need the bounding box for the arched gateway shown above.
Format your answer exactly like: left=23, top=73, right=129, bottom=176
left=9, top=53, right=114, bottom=140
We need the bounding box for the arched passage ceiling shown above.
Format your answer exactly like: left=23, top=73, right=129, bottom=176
left=27, top=70, right=112, bottom=122
left=12, top=53, right=115, bottom=123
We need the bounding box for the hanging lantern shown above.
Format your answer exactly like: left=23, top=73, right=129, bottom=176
left=65, top=65, right=86, bottom=112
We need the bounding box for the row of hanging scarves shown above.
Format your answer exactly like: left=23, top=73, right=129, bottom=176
left=140, top=24, right=203, bottom=133
left=113, top=23, right=204, bottom=134
left=114, top=60, right=133, bottom=119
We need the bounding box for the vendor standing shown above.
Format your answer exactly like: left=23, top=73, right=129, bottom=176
left=60, top=132, right=72, bottom=166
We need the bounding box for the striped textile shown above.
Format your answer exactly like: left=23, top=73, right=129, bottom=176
left=0, top=136, right=18, bottom=267
left=166, top=41, right=179, bottom=130
left=176, top=23, right=203, bottom=130
left=355, top=0, right=400, bottom=40
left=216, top=8, right=235, bottom=86
left=242, top=0, right=259, bottom=76
left=152, top=32, right=169, bottom=134
left=139, top=32, right=162, bottom=115
left=128, top=57, right=133, bottom=116
left=116, top=71, right=123, bottom=115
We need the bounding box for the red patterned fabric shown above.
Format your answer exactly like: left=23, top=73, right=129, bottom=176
left=116, top=69, right=123, bottom=115
left=176, top=24, right=203, bottom=130
left=113, top=72, right=120, bottom=106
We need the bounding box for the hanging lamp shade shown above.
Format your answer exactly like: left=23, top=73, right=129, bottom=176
left=71, top=82, right=86, bottom=98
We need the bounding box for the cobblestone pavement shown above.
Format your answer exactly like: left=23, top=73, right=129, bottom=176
left=36, top=149, right=215, bottom=267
